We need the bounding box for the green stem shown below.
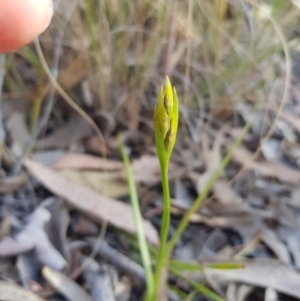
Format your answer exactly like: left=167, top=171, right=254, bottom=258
left=170, top=267, right=226, bottom=301
left=119, top=139, right=154, bottom=301
left=153, top=160, right=171, bottom=301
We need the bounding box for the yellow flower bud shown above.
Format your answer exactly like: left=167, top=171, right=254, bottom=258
left=164, top=77, right=173, bottom=117
left=156, top=86, right=170, bottom=140
left=154, top=77, right=179, bottom=160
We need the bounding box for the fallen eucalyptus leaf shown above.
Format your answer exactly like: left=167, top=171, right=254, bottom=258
left=58, top=169, right=129, bottom=198
left=205, top=259, right=300, bottom=298
left=42, top=266, right=91, bottom=301
left=0, top=207, right=67, bottom=271
left=53, top=153, right=123, bottom=170
left=81, top=256, right=116, bottom=301
left=0, top=280, right=45, bottom=301
left=24, top=159, right=159, bottom=246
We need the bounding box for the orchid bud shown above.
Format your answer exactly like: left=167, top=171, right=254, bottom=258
left=154, top=77, right=179, bottom=162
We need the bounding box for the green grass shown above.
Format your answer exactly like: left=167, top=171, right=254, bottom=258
left=119, top=136, right=154, bottom=301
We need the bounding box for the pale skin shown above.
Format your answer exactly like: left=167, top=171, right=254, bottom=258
left=0, top=0, right=53, bottom=52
